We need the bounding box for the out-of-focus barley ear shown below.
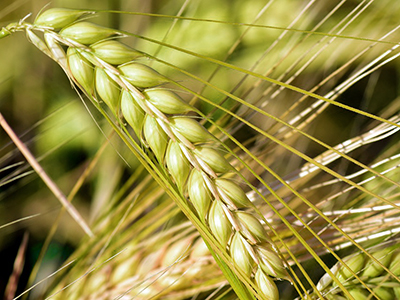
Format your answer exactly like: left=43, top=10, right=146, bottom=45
left=347, top=288, right=369, bottom=300
left=67, top=47, right=94, bottom=94
left=256, top=245, right=289, bottom=280
left=193, top=146, right=232, bottom=174
left=119, top=62, right=168, bottom=88
left=34, top=8, right=92, bottom=30
left=161, top=238, right=192, bottom=267
left=394, top=287, right=400, bottom=299
left=60, top=21, right=119, bottom=44
left=230, top=232, right=254, bottom=277
left=190, top=237, right=210, bottom=259
left=215, top=178, right=252, bottom=208
left=120, top=89, right=145, bottom=137
left=95, top=67, right=120, bottom=112
left=143, top=89, right=192, bottom=115
left=169, top=117, right=215, bottom=144
left=188, top=169, right=212, bottom=222
left=143, top=115, right=168, bottom=162
left=208, top=200, right=232, bottom=248
left=91, top=40, right=144, bottom=65
left=373, top=287, right=394, bottom=300
left=166, top=140, right=191, bottom=191
left=389, top=251, right=400, bottom=275
left=254, top=267, right=279, bottom=300
left=111, top=253, right=140, bottom=285
left=336, top=253, right=365, bottom=282
left=361, top=248, right=393, bottom=278
left=86, top=267, right=109, bottom=295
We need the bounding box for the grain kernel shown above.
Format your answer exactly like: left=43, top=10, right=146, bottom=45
left=60, top=22, right=117, bottom=44
left=254, top=268, right=279, bottom=300
left=35, top=8, right=90, bottom=30
left=144, top=88, right=192, bottom=115
left=95, top=67, right=120, bottom=112
left=166, top=140, right=191, bottom=191
left=230, top=232, right=254, bottom=277
left=121, top=90, right=145, bottom=136
left=193, top=146, right=232, bottom=174
left=91, top=40, right=143, bottom=65
left=188, top=169, right=211, bottom=221
left=67, top=47, right=94, bottom=94
left=143, top=115, right=168, bottom=162
left=119, top=62, right=167, bottom=88
left=208, top=200, right=232, bottom=248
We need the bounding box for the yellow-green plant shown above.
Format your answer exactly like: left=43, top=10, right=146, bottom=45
left=1, top=1, right=400, bottom=300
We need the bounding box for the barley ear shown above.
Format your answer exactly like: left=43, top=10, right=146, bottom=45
left=34, top=8, right=91, bottom=29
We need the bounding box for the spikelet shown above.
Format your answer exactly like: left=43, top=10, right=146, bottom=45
left=35, top=8, right=91, bottom=29
left=95, top=67, right=120, bottom=112
left=91, top=40, right=143, bottom=65
left=60, top=21, right=118, bottom=44
left=187, top=169, right=212, bottom=221
left=166, top=140, right=191, bottom=191
left=67, top=47, right=94, bottom=94
left=119, top=62, right=167, bottom=88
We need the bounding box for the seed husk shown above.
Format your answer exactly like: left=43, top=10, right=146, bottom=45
left=95, top=67, right=120, bottom=112
left=188, top=169, right=212, bottom=221
left=119, top=62, right=167, bottom=88
left=257, top=245, right=288, bottom=279
left=193, top=146, right=232, bottom=174
left=161, top=239, right=192, bottom=267
left=215, top=178, right=251, bottom=208
left=60, top=21, right=118, bottom=44
left=362, top=248, right=393, bottom=278
left=144, top=89, right=192, bottom=115
left=143, top=115, right=168, bottom=162
left=35, top=8, right=90, bottom=30
left=166, top=140, right=191, bottom=191
left=208, top=200, right=232, bottom=248
left=254, top=268, right=279, bottom=300
left=91, top=40, right=143, bottom=65
left=190, top=238, right=210, bottom=259
left=67, top=47, right=94, bottom=94
left=170, top=117, right=214, bottom=144
left=347, top=288, right=369, bottom=300
left=389, top=251, right=400, bottom=276
left=230, top=232, right=254, bottom=277
left=337, top=254, right=365, bottom=281
left=373, top=287, right=394, bottom=300
left=121, top=90, right=145, bottom=136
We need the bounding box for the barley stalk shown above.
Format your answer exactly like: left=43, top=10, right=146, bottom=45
left=2, top=8, right=290, bottom=299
